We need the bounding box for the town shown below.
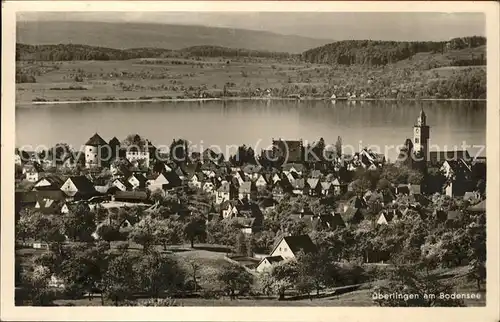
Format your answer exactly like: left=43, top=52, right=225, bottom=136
left=14, top=109, right=487, bottom=306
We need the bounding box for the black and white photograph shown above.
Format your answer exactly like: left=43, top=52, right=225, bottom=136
left=2, top=1, right=499, bottom=320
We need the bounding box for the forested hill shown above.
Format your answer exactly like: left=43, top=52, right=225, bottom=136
left=16, top=44, right=293, bottom=61
left=302, top=36, right=486, bottom=66
left=16, top=21, right=333, bottom=54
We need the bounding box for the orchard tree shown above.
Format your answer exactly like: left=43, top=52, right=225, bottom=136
left=183, top=214, right=207, bottom=248
left=128, top=216, right=156, bottom=253
left=61, top=203, right=96, bottom=241
left=102, top=253, right=137, bottom=305
left=217, top=263, right=254, bottom=300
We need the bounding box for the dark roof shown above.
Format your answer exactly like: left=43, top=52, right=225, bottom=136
left=429, top=150, right=471, bottom=164
left=108, top=137, right=121, bottom=147
left=85, top=133, right=108, bottom=146
left=266, top=256, right=284, bottom=264
left=282, top=235, right=317, bottom=255
left=114, top=190, right=149, bottom=201
left=34, top=175, right=65, bottom=190
left=68, top=176, right=96, bottom=192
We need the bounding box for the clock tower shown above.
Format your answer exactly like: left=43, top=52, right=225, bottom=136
left=413, top=108, right=430, bottom=161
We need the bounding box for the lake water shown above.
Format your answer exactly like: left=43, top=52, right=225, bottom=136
left=16, top=100, right=486, bottom=161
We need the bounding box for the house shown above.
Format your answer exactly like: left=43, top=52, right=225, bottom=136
left=60, top=176, right=97, bottom=200
left=189, top=172, right=206, bottom=189
left=282, top=163, right=304, bottom=176
left=463, top=191, right=481, bottom=204
left=203, top=180, right=216, bottom=194
left=127, top=173, right=148, bottom=190
left=256, top=255, right=285, bottom=273
left=33, top=176, right=64, bottom=191
left=320, top=181, right=332, bottom=196
left=147, top=171, right=182, bottom=192
left=232, top=171, right=246, bottom=186
left=221, top=199, right=245, bottom=219
left=444, top=179, right=474, bottom=198
left=254, top=174, right=269, bottom=188
left=269, top=235, right=317, bottom=260
left=331, top=178, right=343, bottom=195
left=123, top=135, right=156, bottom=168
left=111, top=178, right=132, bottom=192
left=202, top=148, right=224, bottom=164
left=306, top=178, right=321, bottom=196
left=291, top=178, right=306, bottom=195
left=23, top=162, right=44, bottom=182
left=84, top=133, right=109, bottom=168
left=440, top=159, right=472, bottom=179
left=310, top=170, right=323, bottom=179
left=358, top=149, right=385, bottom=169
left=323, top=213, right=346, bottom=230
left=242, top=164, right=263, bottom=181
left=238, top=181, right=257, bottom=201
left=233, top=217, right=262, bottom=235
left=376, top=209, right=400, bottom=225
left=34, top=198, right=61, bottom=214
left=215, top=181, right=236, bottom=204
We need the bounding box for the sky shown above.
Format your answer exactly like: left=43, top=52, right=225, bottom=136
left=17, top=12, right=485, bottom=41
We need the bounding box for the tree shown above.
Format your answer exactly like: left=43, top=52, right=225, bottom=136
left=264, top=260, right=299, bottom=300
left=134, top=251, right=185, bottom=297
left=103, top=253, right=136, bottom=305
left=235, top=232, right=247, bottom=255
left=335, top=136, right=342, bottom=157
left=169, top=139, right=189, bottom=163
left=217, top=264, right=253, bottom=300
left=154, top=218, right=183, bottom=250
left=296, top=249, right=339, bottom=296
left=128, top=216, right=156, bottom=253
left=183, top=215, right=207, bottom=248
left=185, top=259, right=202, bottom=292
left=22, top=265, right=53, bottom=306
left=373, top=266, right=465, bottom=307
left=61, top=203, right=96, bottom=241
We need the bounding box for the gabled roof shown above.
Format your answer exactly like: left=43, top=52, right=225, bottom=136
left=34, top=175, right=64, bottom=190
left=67, top=176, right=96, bottom=192
left=108, top=137, right=121, bottom=147
left=85, top=133, right=108, bottom=146
left=283, top=163, right=305, bottom=172
left=320, top=181, right=332, bottom=190
left=280, top=235, right=317, bottom=256
left=306, top=178, right=320, bottom=189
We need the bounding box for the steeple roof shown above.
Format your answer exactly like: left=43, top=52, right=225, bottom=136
left=85, top=133, right=108, bottom=146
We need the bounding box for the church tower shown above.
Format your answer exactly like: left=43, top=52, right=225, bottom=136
left=413, top=108, right=430, bottom=161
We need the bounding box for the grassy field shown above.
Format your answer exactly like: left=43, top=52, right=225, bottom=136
left=16, top=45, right=486, bottom=105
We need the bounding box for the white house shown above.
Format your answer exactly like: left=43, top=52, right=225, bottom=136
left=256, top=256, right=285, bottom=273
left=269, top=234, right=317, bottom=260
left=215, top=181, right=233, bottom=205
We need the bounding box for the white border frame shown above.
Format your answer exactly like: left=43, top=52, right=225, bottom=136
left=2, top=2, right=499, bottom=321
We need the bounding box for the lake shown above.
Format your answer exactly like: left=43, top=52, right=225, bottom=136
left=15, top=100, right=486, bottom=161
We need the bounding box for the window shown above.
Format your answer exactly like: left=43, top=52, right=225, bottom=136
left=279, top=247, right=282, bottom=251
left=415, top=138, right=419, bottom=143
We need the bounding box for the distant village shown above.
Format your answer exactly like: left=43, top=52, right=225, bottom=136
left=15, top=109, right=486, bottom=272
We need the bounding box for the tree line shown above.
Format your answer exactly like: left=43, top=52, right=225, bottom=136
left=16, top=43, right=295, bottom=62
left=302, top=37, right=486, bottom=66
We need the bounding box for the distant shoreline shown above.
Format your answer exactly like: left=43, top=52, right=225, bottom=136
left=18, top=97, right=487, bottom=106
